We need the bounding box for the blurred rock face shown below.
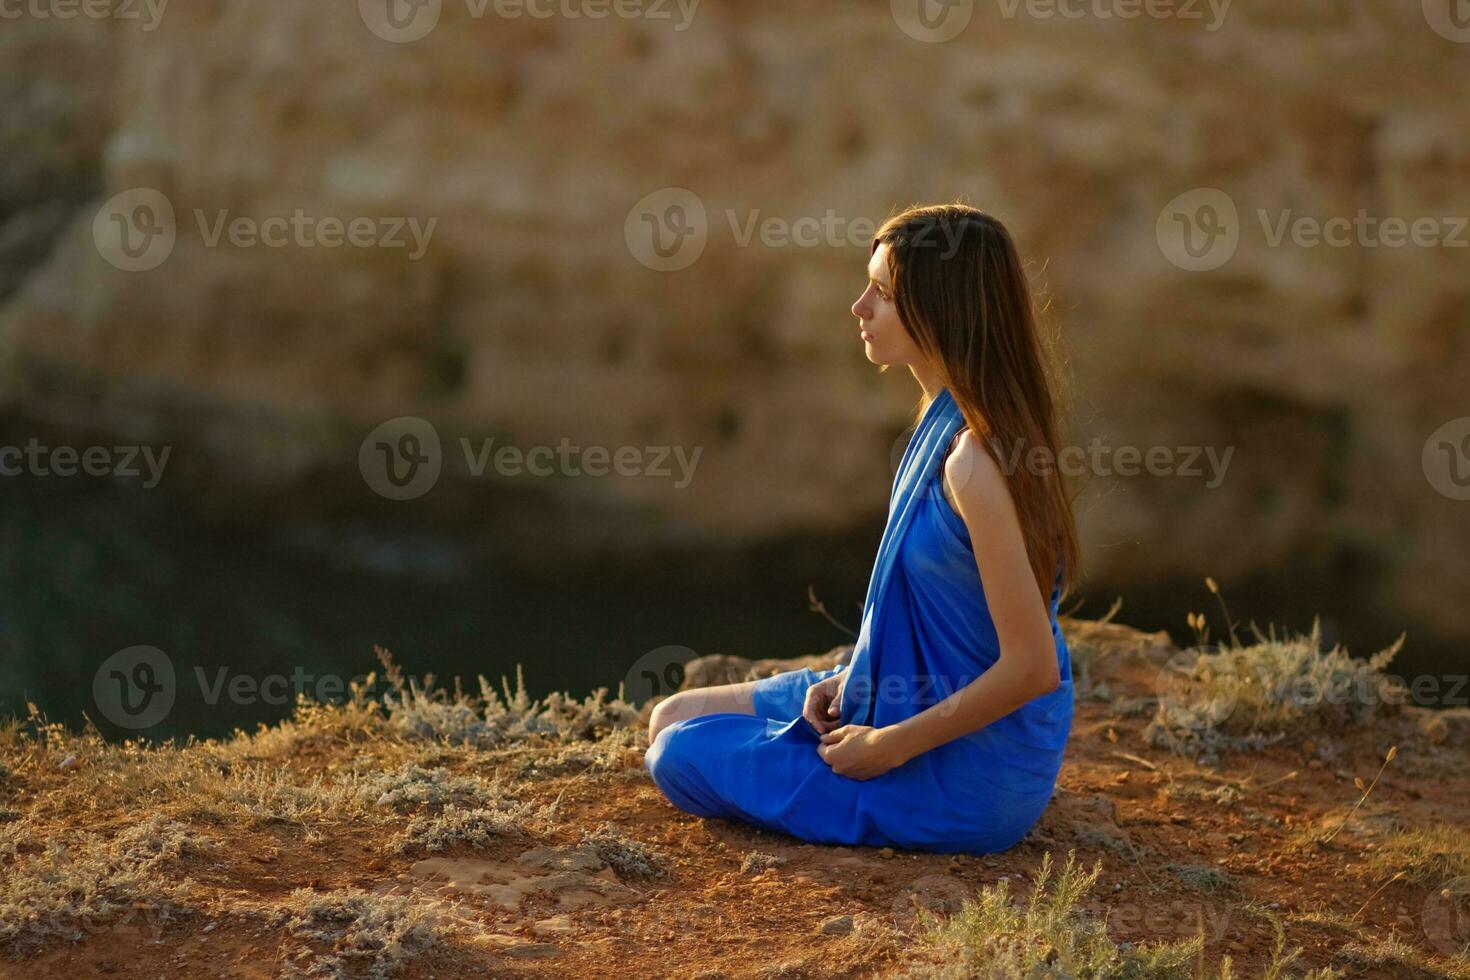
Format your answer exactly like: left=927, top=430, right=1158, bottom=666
left=1, top=3, right=1467, bottom=638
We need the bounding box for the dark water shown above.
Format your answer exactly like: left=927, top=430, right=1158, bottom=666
left=0, top=470, right=883, bottom=742
left=1, top=450, right=1461, bottom=743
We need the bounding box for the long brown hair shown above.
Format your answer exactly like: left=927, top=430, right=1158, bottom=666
left=872, top=201, right=1082, bottom=607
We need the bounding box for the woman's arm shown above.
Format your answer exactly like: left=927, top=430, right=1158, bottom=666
left=888, top=431, right=1061, bottom=765
left=887, top=653, right=1059, bottom=765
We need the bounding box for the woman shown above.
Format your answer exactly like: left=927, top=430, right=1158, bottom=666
left=643, top=202, right=1082, bottom=854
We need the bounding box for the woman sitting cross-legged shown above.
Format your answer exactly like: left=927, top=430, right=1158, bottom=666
left=644, top=201, right=1080, bottom=855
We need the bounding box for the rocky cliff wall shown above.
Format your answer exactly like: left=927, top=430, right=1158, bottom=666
left=1, top=1, right=1467, bottom=640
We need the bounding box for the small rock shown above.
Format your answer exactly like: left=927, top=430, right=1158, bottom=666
left=1418, top=713, right=1449, bottom=745
left=531, top=914, right=575, bottom=937
left=740, top=851, right=788, bottom=875
left=819, top=914, right=853, bottom=936
left=879, top=847, right=894, bottom=859
left=516, top=845, right=606, bottom=874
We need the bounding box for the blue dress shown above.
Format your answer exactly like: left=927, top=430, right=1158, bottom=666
left=643, top=386, right=1073, bottom=854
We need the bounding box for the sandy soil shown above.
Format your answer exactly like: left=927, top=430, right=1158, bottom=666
left=6, top=617, right=1468, bottom=979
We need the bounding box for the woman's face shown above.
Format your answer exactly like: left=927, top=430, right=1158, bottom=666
left=852, top=243, right=924, bottom=367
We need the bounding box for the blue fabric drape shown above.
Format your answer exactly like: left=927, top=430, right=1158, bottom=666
left=644, top=387, right=1073, bottom=853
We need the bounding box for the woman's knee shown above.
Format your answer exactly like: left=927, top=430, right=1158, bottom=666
left=643, top=715, right=691, bottom=783
left=646, top=693, right=687, bottom=743
left=648, top=683, right=754, bottom=741
left=644, top=723, right=726, bottom=818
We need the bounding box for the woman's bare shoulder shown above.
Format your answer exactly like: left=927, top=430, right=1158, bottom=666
left=942, top=429, right=1011, bottom=517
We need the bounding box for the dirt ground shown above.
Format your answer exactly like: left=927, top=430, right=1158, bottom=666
left=5, top=617, right=1469, bottom=979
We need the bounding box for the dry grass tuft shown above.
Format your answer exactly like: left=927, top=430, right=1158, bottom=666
left=1330, top=936, right=1470, bottom=979
left=1146, top=581, right=1406, bottom=763
left=0, top=814, right=211, bottom=950
left=1363, top=821, right=1470, bottom=887
left=373, top=648, right=641, bottom=748
left=0, top=652, right=643, bottom=958
left=579, top=824, right=670, bottom=880
left=275, top=887, right=448, bottom=980
left=897, top=849, right=1344, bottom=979
left=393, top=800, right=553, bottom=855
left=354, top=762, right=504, bottom=812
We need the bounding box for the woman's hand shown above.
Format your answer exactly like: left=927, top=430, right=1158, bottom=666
left=815, top=724, right=912, bottom=780
left=802, top=671, right=846, bottom=734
